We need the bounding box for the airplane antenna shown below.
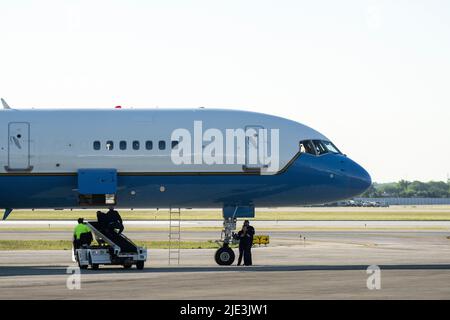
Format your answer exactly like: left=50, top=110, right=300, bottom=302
left=1, top=98, right=11, bottom=109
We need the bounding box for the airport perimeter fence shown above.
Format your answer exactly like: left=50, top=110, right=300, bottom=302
left=355, top=197, right=450, bottom=206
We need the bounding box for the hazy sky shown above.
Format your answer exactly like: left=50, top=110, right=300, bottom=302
left=0, top=0, right=449, bottom=182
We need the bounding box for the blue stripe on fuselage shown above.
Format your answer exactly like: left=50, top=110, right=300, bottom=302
left=0, top=153, right=367, bottom=209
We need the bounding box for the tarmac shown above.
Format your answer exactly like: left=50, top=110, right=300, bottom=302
left=1, top=222, right=450, bottom=299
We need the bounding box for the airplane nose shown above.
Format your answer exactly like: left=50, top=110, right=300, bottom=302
left=358, top=166, right=372, bottom=191
left=345, top=159, right=372, bottom=196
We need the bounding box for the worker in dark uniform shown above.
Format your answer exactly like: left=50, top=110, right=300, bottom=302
left=73, top=218, right=92, bottom=252
left=237, top=220, right=255, bottom=266
left=96, top=210, right=107, bottom=229
left=105, top=207, right=124, bottom=234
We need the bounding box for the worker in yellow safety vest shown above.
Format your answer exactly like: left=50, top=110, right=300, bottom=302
left=73, top=218, right=93, bottom=249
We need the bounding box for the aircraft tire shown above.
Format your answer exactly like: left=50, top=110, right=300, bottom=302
left=215, top=247, right=235, bottom=265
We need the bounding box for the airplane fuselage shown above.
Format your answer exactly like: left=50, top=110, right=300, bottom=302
left=0, top=108, right=371, bottom=210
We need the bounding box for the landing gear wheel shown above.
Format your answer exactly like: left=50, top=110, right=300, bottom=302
left=91, top=264, right=99, bottom=270
left=136, top=261, right=145, bottom=270
left=215, top=246, right=235, bottom=265
left=123, top=264, right=132, bottom=269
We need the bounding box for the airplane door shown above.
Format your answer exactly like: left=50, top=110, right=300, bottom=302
left=245, top=125, right=265, bottom=170
left=7, top=122, right=31, bottom=171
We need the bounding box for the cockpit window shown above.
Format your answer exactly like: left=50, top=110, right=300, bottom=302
left=312, top=140, right=328, bottom=155
left=299, top=140, right=317, bottom=155
left=312, top=140, right=342, bottom=155
left=322, top=140, right=341, bottom=154
left=300, top=140, right=342, bottom=156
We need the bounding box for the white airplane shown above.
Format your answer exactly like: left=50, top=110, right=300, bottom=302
left=0, top=99, right=371, bottom=265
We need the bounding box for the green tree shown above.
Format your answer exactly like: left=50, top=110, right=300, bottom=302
left=363, top=180, right=450, bottom=198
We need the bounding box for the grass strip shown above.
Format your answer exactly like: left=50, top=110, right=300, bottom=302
left=0, top=240, right=224, bottom=250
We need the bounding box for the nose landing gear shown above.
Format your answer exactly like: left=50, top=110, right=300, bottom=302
left=214, top=217, right=237, bottom=265
left=215, top=245, right=235, bottom=265
left=214, top=205, right=255, bottom=266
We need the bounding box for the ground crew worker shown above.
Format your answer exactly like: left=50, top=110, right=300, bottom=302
left=97, top=210, right=107, bottom=229
left=237, top=220, right=255, bottom=266
left=73, top=218, right=92, bottom=250
left=105, top=207, right=124, bottom=234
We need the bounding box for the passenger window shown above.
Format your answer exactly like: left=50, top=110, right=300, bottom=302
left=145, top=141, right=153, bottom=150
left=171, top=141, right=179, bottom=149
left=299, top=140, right=316, bottom=155
left=133, top=141, right=140, bottom=150
left=120, top=141, right=127, bottom=150
left=106, top=141, right=114, bottom=151
left=159, top=140, right=166, bottom=150
left=93, top=141, right=101, bottom=150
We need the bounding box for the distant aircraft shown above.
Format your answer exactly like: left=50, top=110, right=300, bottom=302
left=0, top=100, right=371, bottom=265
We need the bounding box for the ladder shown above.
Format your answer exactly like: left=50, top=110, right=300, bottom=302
left=168, top=207, right=181, bottom=265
